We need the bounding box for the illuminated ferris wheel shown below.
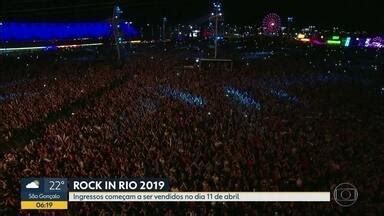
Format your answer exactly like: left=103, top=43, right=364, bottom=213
left=262, top=13, right=281, bottom=36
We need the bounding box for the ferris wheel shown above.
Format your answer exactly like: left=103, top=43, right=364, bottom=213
left=262, top=13, right=281, bottom=36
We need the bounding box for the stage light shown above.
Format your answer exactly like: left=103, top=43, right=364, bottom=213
left=0, top=22, right=138, bottom=42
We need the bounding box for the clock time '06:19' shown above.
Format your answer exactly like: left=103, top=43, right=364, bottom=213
left=36, top=201, right=53, bottom=208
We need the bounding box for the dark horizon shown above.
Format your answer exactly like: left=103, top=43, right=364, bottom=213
left=1, top=0, right=383, bottom=33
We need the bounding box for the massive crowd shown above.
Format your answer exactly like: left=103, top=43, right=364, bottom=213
left=0, top=46, right=383, bottom=215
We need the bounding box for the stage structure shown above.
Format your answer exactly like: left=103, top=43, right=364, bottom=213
left=198, top=58, right=233, bottom=72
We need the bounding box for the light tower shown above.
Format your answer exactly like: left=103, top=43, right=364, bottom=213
left=113, top=5, right=123, bottom=62
left=209, top=0, right=223, bottom=58
left=162, top=17, right=167, bottom=41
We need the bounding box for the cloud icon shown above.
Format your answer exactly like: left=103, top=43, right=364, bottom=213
left=26, top=180, right=40, bottom=189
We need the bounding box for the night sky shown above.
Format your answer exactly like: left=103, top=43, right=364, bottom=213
left=1, top=0, right=383, bottom=33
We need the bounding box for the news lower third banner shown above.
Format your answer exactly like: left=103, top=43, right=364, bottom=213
left=68, top=192, right=330, bottom=202
left=20, top=178, right=330, bottom=210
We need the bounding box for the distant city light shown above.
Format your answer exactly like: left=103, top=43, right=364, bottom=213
left=327, top=40, right=341, bottom=45
left=56, top=42, right=103, bottom=48
left=0, top=46, right=47, bottom=52
left=344, top=37, right=351, bottom=47
left=364, top=38, right=371, bottom=47
left=130, top=40, right=141, bottom=44
left=0, top=42, right=104, bottom=53
left=297, top=33, right=305, bottom=39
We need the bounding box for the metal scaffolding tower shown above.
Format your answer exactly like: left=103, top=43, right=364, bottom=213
left=209, top=1, right=223, bottom=58
left=112, top=5, right=123, bottom=62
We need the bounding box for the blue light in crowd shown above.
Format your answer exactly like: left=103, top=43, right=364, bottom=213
left=270, top=89, right=299, bottom=102
left=0, top=79, right=30, bottom=88
left=225, top=87, right=261, bottom=110
left=161, top=87, right=207, bottom=107
left=141, top=98, right=158, bottom=112
left=242, top=51, right=273, bottom=60
left=260, top=73, right=372, bottom=87
left=0, top=22, right=139, bottom=42
left=0, top=93, right=31, bottom=103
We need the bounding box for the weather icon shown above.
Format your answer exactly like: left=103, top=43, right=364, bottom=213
left=26, top=180, right=40, bottom=189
